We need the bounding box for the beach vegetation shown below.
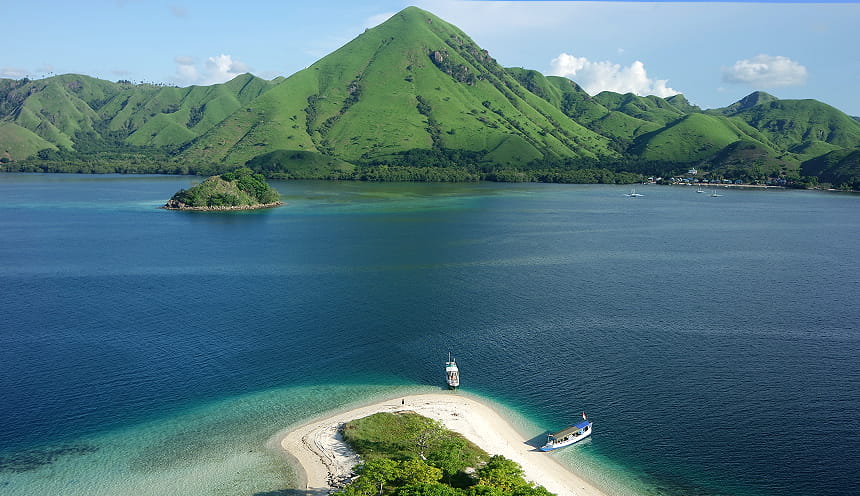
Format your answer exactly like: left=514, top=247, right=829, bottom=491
left=475, top=456, right=527, bottom=492
left=339, top=412, right=555, bottom=496
left=397, top=482, right=463, bottom=496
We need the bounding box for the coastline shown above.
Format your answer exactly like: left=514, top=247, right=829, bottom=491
left=278, top=392, right=608, bottom=496
left=161, top=200, right=284, bottom=211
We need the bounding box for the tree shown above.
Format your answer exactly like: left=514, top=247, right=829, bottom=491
left=413, top=421, right=445, bottom=459
left=511, top=485, right=555, bottom=496
left=396, top=483, right=464, bottom=496
left=465, top=486, right=503, bottom=496
left=428, top=438, right=471, bottom=484
left=339, top=478, right=379, bottom=496
left=397, top=459, right=443, bottom=486
left=475, top=456, right=528, bottom=492
left=360, top=458, right=400, bottom=496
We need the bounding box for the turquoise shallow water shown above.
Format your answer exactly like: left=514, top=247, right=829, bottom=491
left=1, top=175, right=858, bottom=495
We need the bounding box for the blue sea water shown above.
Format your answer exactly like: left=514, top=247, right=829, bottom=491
left=1, top=174, right=858, bottom=496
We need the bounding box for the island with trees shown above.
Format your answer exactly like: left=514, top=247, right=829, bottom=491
left=336, top=411, right=555, bottom=496
left=163, top=167, right=282, bottom=211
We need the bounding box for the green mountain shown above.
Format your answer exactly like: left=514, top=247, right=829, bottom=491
left=2, top=6, right=860, bottom=188
left=519, top=72, right=661, bottom=146
left=593, top=91, right=689, bottom=127
left=0, top=74, right=273, bottom=157
left=631, top=113, right=763, bottom=162
left=715, top=95, right=860, bottom=159
left=180, top=7, right=616, bottom=170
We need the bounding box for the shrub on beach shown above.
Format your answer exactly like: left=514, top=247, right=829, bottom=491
left=339, top=412, right=554, bottom=496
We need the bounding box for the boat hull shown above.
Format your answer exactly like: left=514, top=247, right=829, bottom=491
left=540, top=421, right=592, bottom=451
left=446, top=357, right=459, bottom=389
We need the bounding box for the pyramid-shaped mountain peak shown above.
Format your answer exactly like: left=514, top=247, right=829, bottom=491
left=180, top=5, right=615, bottom=168
left=721, top=91, right=779, bottom=115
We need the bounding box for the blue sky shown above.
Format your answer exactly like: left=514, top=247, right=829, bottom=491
left=2, top=1, right=858, bottom=115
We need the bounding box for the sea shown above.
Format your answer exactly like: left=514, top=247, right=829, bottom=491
left=1, top=174, right=858, bottom=496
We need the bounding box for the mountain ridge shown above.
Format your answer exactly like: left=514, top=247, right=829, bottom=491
left=1, top=6, right=859, bottom=188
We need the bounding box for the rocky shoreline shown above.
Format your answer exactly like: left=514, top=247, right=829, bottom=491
left=161, top=199, right=284, bottom=211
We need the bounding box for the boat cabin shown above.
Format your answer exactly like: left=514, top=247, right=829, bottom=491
left=547, top=420, right=590, bottom=443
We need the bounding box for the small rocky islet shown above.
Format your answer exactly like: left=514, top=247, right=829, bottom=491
left=163, top=167, right=282, bottom=211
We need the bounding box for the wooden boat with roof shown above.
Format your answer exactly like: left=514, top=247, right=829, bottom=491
left=540, top=413, right=592, bottom=451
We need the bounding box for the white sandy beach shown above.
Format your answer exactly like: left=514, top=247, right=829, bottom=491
left=279, top=393, right=607, bottom=496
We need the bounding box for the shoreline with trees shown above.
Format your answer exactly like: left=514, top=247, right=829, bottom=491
left=278, top=393, right=606, bottom=496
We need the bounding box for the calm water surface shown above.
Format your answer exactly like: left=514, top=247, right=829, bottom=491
left=1, top=174, right=858, bottom=496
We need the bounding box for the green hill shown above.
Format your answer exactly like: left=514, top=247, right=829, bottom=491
left=632, top=113, right=769, bottom=162
left=0, top=122, right=54, bottom=161
left=712, top=91, right=779, bottom=116
left=714, top=94, right=860, bottom=159
left=521, top=72, right=661, bottom=146
left=0, top=74, right=115, bottom=154
left=593, top=91, right=688, bottom=127
left=801, top=148, right=860, bottom=189
left=245, top=150, right=355, bottom=179
left=702, top=140, right=796, bottom=181
left=0, top=73, right=274, bottom=165
left=102, top=73, right=274, bottom=148
left=2, top=6, right=860, bottom=188
left=181, top=7, right=617, bottom=170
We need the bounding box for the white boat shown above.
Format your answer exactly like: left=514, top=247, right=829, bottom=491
left=696, top=187, right=705, bottom=193
left=540, top=414, right=592, bottom=451
left=445, top=353, right=460, bottom=389
left=625, top=188, right=644, bottom=197
left=710, top=190, right=722, bottom=197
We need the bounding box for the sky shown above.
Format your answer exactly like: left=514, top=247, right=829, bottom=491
left=2, top=0, right=858, bottom=115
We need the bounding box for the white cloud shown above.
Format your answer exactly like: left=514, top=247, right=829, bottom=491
left=174, top=56, right=199, bottom=84
left=722, top=54, right=807, bottom=87
left=205, top=54, right=250, bottom=83
left=548, top=53, right=679, bottom=98
left=173, top=54, right=251, bottom=86
left=364, top=11, right=395, bottom=29
left=1, top=67, right=29, bottom=78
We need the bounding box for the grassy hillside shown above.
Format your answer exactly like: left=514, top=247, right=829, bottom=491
left=593, top=91, right=688, bottom=126
left=103, top=73, right=274, bottom=148
left=0, top=122, right=54, bottom=161
left=181, top=6, right=617, bottom=169
left=245, top=149, right=355, bottom=179
left=718, top=96, right=860, bottom=159
left=801, top=148, right=860, bottom=189
left=533, top=73, right=660, bottom=145
left=2, top=6, right=860, bottom=188
left=703, top=140, right=797, bottom=181
left=0, top=73, right=274, bottom=165
left=631, top=113, right=770, bottom=162
left=1, top=74, right=112, bottom=152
